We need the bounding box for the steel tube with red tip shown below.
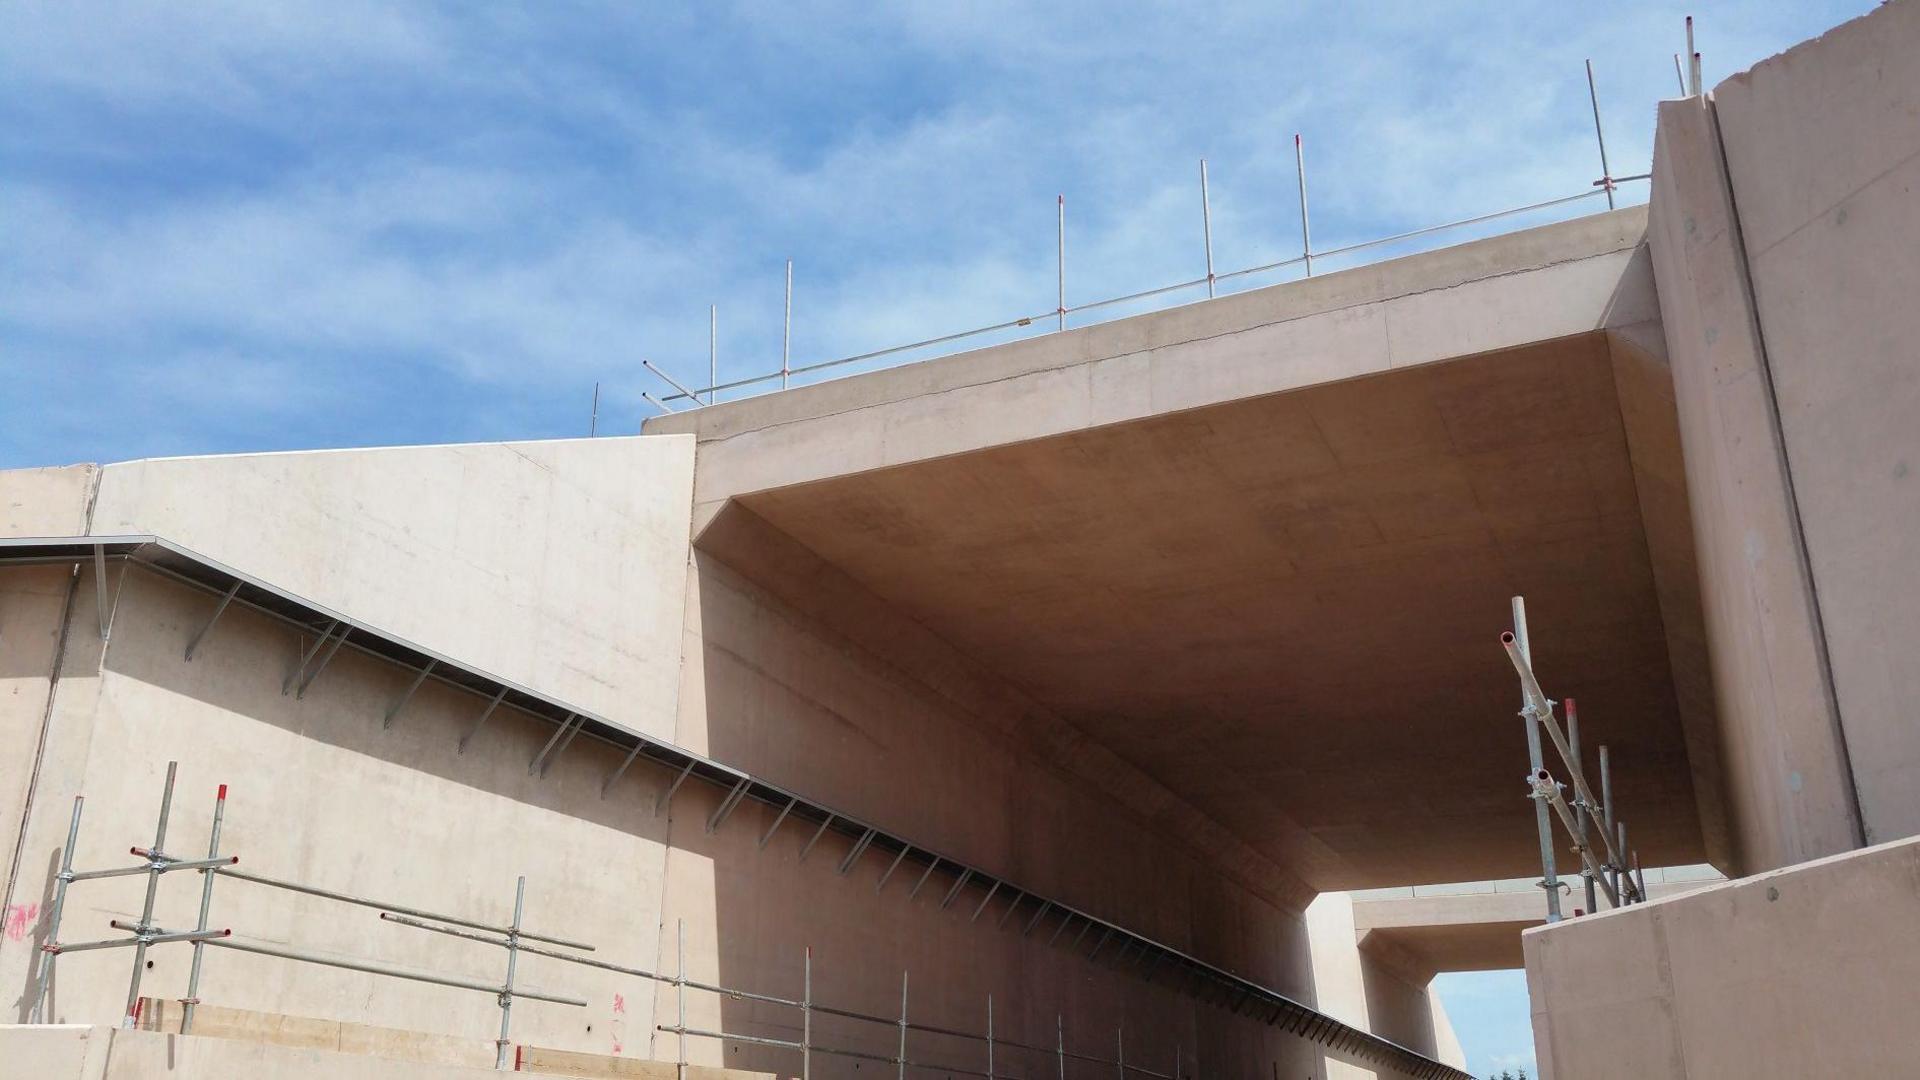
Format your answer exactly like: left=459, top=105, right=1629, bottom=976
left=182, top=782, right=230, bottom=1033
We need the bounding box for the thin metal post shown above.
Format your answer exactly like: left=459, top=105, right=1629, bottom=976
left=93, top=545, right=110, bottom=641
left=1175, top=1043, right=1181, bottom=1080
left=1568, top=699, right=1597, bottom=914
left=1056, top=1014, right=1066, bottom=1080
left=123, top=762, right=178, bottom=1027
left=782, top=260, right=793, bottom=390
left=30, top=796, right=83, bottom=1023
left=709, top=305, right=718, bottom=405
left=1056, top=195, right=1066, bottom=330
left=1512, top=597, right=1563, bottom=922
left=496, top=876, right=525, bottom=1069
left=590, top=383, right=600, bottom=436
left=1686, top=17, right=1701, bottom=96
left=802, top=946, right=813, bottom=1080
left=677, top=920, right=687, bottom=1080
left=181, top=783, right=229, bottom=1033
left=1634, top=853, right=1649, bottom=905
left=897, top=971, right=909, bottom=1080
left=1116, top=1027, right=1125, bottom=1080
left=1294, top=135, right=1313, bottom=276
left=986, top=994, right=995, bottom=1080
left=1585, top=60, right=1616, bottom=210
left=1199, top=159, right=1215, bottom=298
left=1600, top=745, right=1618, bottom=900
left=183, top=582, right=240, bottom=661
left=1673, top=53, right=1687, bottom=96
left=1617, top=822, right=1634, bottom=902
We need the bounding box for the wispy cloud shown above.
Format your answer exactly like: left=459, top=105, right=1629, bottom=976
left=0, top=0, right=1877, bottom=467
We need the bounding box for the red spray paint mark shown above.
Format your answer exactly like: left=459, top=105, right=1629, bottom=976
left=612, top=1039, right=624, bottom=1055
left=612, top=993, right=626, bottom=1015
left=4, top=903, right=39, bottom=942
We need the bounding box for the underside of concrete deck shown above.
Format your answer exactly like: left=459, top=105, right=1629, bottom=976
left=650, top=207, right=1729, bottom=892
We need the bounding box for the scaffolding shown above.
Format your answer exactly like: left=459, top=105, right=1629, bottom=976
left=1502, top=596, right=1651, bottom=921
left=26, top=764, right=1469, bottom=1079
left=2, top=538, right=1470, bottom=1080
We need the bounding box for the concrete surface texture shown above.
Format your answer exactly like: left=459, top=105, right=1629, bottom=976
left=713, top=330, right=1713, bottom=890
left=1349, top=867, right=1723, bottom=974
left=0, top=442, right=1461, bottom=1078
left=0, top=1021, right=782, bottom=1079
left=1709, top=0, right=1920, bottom=847
left=1647, top=0, right=1920, bottom=871
left=1523, top=834, right=1920, bottom=1079
left=85, top=437, right=697, bottom=739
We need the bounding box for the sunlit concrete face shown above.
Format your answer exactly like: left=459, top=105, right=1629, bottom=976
left=728, top=331, right=1708, bottom=889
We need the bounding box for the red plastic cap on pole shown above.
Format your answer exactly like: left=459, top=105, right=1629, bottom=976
left=217, top=784, right=228, bottom=800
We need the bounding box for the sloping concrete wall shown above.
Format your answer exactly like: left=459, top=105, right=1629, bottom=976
left=1523, top=834, right=1920, bottom=1079
left=1649, top=0, right=1919, bottom=868
left=87, top=437, right=695, bottom=739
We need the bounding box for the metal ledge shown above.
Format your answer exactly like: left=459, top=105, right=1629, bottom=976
left=0, top=534, right=1468, bottom=1080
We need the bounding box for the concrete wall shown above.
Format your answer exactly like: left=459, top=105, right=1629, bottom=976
left=1709, top=0, right=1920, bottom=846
left=1524, top=834, right=1920, bottom=1079
left=1649, top=0, right=1920, bottom=868
left=1303, top=894, right=1464, bottom=1077
left=89, top=437, right=695, bottom=739
left=0, top=443, right=1451, bottom=1080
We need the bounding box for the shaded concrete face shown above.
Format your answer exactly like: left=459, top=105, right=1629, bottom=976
left=1524, top=835, right=1920, bottom=1079
left=725, top=331, right=1709, bottom=889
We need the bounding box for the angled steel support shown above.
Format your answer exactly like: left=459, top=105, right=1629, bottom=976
left=294, top=624, right=349, bottom=699
left=282, top=620, right=339, bottom=694
left=969, top=880, right=1002, bottom=922
left=906, top=858, right=941, bottom=900
left=1047, top=912, right=1076, bottom=947
left=939, top=868, right=973, bottom=910
left=457, top=689, right=509, bottom=754
left=1086, top=927, right=1114, bottom=961
left=383, top=660, right=436, bottom=729
left=758, top=798, right=798, bottom=848
left=603, top=742, right=644, bottom=796
left=994, top=890, right=1026, bottom=930
left=529, top=713, right=581, bottom=776
left=183, top=582, right=241, bottom=661
left=836, top=828, right=876, bottom=875
left=874, top=844, right=911, bottom=893
left=1021, top=900, right=1051, bottom=936
left=797, top=814, right=836, bottom=862
left=653, top=761, right=696, bottom=816
left=706, top=779, right=751, bottom=833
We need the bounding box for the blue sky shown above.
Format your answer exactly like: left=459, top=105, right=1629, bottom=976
left=0, top=1, right=1876, bottom=1072
left=2, top=1, right=1872, bottom=471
